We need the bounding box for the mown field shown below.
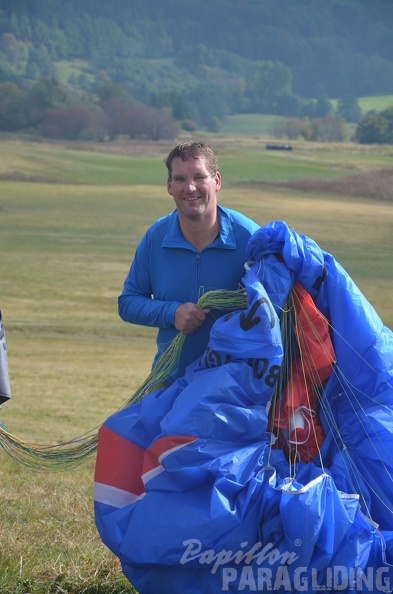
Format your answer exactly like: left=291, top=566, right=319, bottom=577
left=0, top=137, right=392, bottom=593
left=221, top=95, right=393, bottom=137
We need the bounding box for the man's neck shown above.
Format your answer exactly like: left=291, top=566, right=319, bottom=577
left=179, top=212, right=220, bottom=253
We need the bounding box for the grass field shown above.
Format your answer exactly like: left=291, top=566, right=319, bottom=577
left=357, top=94, right=393, bottom=113
left=0, top=137, right=392, bottom=593
left=222, top=95, right=393, bottom=137
left=56, top=60, right=95, bottom=86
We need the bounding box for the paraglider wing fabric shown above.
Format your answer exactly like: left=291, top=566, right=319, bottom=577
left=95, top=221, right=393, bottom=593
left=0, top=310, right=12, bottom=404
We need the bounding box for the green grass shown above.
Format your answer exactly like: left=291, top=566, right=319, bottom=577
left=357, top=95, right=393, bottom=114
left=222, top=96, right=393, bottom=137
left=0, top=142, right=168, bottom=185
left=55, top=59, right=94, bottom=85
left=221, top=114, right=279, bottom=136
left=0, top=137, right=392, bottom=592
left=329, top=95, right=393, bottom=112
left=3, top=137, right=393, bottom=187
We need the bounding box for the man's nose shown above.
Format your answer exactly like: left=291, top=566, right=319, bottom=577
left=184, top=178, right=197, bottom=191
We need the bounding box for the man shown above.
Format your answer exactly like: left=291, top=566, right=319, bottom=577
left=118, top=141, right=259, bottom=383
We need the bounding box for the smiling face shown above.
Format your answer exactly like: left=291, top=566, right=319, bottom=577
left=167, top=157, right=221, bottom=222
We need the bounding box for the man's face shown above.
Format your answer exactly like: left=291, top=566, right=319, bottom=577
left=167, top=157, right=221, bottom=221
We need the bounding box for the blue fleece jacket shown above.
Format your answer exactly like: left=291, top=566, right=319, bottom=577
left=118, top=205, right=259, bottom=382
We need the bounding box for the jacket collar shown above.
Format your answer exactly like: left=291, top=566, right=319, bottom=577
left=162, top=206, right=236, bottom=250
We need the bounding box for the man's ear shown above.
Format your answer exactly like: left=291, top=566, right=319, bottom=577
left=167, top=177, right=173, bottom=196
left=215, top=171, right=222, bottom=191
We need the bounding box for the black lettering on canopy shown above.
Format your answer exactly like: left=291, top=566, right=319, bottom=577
left=240, top=298, right=275, bottom=330
left=312, top=265, right=327, bottom=292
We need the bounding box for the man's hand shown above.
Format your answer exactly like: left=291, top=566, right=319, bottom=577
left=174, top=303, right=210, bottom=334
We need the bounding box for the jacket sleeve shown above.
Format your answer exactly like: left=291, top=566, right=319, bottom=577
left=118, top=233, right=181, bottom=330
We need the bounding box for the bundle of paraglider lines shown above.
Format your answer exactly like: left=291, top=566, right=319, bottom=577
left=0, top=289, right=247, bottom=471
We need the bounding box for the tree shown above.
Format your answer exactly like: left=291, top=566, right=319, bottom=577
left=134, top=106, right=179, bottom=140
left=40, top=106, right=93, bottom=139
left=355, top=114, right=389, bottom=144
left=317, top=117, right=347, bottom=142
left=25, top=60, right=41, bottom=81
left=101, top=98, right=132, bottom=139
left=185, top=82, right=230, bottom=127
left=314, top=95, right=334, bottom=118
left=0, top=82, right=28, bottom=130
left=282, top=117, right=304, bottom=140
left=0, top=50, right=13, bottom=82
left=303, top=117, right=347, bottom=142
left=97, top=99, right=179, bottom=140
left=180, top=119, right=197, bottom=132
left=28, top=77, right=68, bottom=125
left=207, top=116, right=222, bottom=133
left=151, top=90, right=190, bottom=121
left=335, top=96, right=362, bottom=123
left=380, top=106, right=393, bottom=143
left=246, top=60, right=293, bottom=114
left=27, top=45, right=56, bottom=78
left=95, top=81, right=134, bottom=107
left=274, top=93, right=302, bottom=117
left=0, top=33, right=20, bottom=66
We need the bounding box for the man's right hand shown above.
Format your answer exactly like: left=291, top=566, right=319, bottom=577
left=174, top=303, right=210, bottom=334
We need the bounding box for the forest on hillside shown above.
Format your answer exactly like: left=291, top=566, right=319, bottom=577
left=2, top=1, right=393, bottom=100
left=1, top=0, right=393, bottom=142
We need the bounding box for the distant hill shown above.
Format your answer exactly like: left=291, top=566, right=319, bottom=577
left=1, top=0, right=393, bottom=127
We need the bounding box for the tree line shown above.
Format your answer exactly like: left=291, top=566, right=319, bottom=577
left=1, top=75, right=392, bottom=144
left=0, top=78, right=180, bottom=140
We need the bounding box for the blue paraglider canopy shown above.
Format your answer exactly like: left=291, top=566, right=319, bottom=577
left=94, top=221, right=393, bottom=594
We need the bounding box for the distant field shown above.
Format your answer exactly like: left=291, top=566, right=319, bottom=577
left=2, top=137, right=393, bottom=186
left=329, top=94, right=393, bottom=114
left=56, top=59, right=94, bottom=84
left=222, top=95, right=393, bottom=136
left=220, top=114, right=279, bottom=136
left=357, top=94, right=393, bottom=113
left=0, top=137, right=392, bottom=593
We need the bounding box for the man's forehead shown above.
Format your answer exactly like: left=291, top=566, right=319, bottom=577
left=171, top=157, right=207, bottom=172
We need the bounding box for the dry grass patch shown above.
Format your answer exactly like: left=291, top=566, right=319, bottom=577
left=266, top=171, right=393, bottom=201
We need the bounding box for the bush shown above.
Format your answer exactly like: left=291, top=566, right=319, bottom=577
left=40, top=107, right=93, bottom=140
left=181, top=119, right=197, bottom=132
left=356, top=113, right=390, bottom=144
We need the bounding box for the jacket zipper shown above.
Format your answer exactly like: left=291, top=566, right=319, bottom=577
left=195, top=253, right=201, bottom=297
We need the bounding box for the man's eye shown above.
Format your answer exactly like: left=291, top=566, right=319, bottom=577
left=172, top=174, right=210, bottom=184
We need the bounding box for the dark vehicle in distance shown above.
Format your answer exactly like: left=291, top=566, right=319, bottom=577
left=266, top=144, right=293, bottom=150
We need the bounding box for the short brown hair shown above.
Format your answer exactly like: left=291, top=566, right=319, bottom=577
left=164, top=141, right=218, bottom=179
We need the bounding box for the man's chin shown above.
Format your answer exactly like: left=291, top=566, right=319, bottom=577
left=182, top=205, right=204, bottom=219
